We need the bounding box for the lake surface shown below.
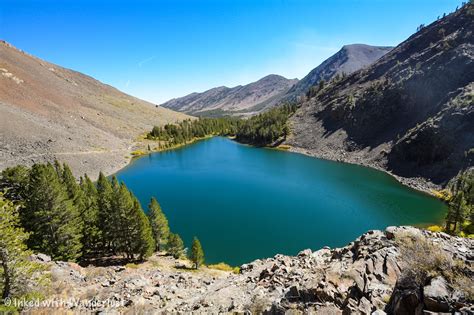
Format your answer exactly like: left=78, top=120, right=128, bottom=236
left=116, top=137, right=447, bottom=266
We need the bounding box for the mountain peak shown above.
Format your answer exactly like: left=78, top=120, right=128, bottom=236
left=281, top=44, right=392, bottom=102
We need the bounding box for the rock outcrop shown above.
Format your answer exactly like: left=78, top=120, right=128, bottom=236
left=27, top=227, right=473, bottom=314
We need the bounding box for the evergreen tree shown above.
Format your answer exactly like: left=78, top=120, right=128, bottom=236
left=445, top=170, right=473, bottom=234
left=0, top=194, right=44, bottom=300
left=129, top=197, right=155, bottom=260
left=23, top=163, right=82, bottom=261
left=0, top=165, right=30, bottom=202
left=147, top=197, right=170, bottom=251
left=189, top=237, right=205, bottom=269
left=110, top=181, right=134, bottom=256
left=61, top=163, right=81, bottom=202
left=78, top=175, right=101, bottom=257
left=53, top=160, right=63, bottom=177
left=96, top=172, right=114, bottom=254
left=167, top=233, right=184, bottom=259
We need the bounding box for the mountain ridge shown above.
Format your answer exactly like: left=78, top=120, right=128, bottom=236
left=286, top=3, right=474, bottom=186
left=161, top=44, right=391, bottom=116
left=161, top=74, right=298, bottom=116
left=281, top=44, right=392, bottom=103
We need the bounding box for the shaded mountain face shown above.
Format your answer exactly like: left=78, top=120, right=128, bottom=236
left=161, top=74, right=298, bottom=116
left=0, top=41, right=189, bottom=177
left=287, top=4, right=474, bottom=185
left=282, top=44, right=392, bottom=102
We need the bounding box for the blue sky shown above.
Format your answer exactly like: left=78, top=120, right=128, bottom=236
left=0, top=0, right=461, bottom=104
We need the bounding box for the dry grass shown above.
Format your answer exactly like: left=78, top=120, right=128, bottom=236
left=396, top=232, right=473, bottom=299
left=207, top=262, right=240, bottom=274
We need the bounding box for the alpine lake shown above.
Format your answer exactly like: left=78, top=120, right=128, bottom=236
left=116, top=137, right=447, bottom=266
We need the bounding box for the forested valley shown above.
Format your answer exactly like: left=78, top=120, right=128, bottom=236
left=147, top=103, right=297, bottom=147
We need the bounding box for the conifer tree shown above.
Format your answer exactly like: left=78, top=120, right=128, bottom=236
left=110, top=183, right=154, bottom=260
left=23, top=163, right=83, bottom=261
left=97, top=172, right=114, bottom=253
left=189, top=237, right=205, bottom=269
left=167, top=233, right=184, bottom=259
left=0, top=194, right=44, bottom=300
left=129, top=197, right=155, bottom=260
left=147, top=197, right=170, bottom=251
left=110, top=181, right=134, bottom=256
left=53, top=160, right=63, bottom=177
left=79, top=175, right=101, bottom=257
left=61, top=163, right=81, bottom=202
left=0, top=165, right=30, bottom=201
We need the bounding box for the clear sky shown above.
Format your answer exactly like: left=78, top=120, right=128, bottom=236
left=0, top=0, right=461, bottom=104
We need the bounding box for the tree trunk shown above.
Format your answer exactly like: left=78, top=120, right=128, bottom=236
left=0, top=248, right=11, bottom=300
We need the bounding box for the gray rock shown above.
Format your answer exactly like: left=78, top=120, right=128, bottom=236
left=31, top=253, right=52, bottom=262
left=423, top=276, right=450, bottom=312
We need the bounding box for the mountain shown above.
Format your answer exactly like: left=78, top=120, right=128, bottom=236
left=161, top=74, right=298, bottom=116
left=282, top=44, right=392, bottom=102
left=161, top=45, right=391, bottom=117
left=286, top=3, right=474, bottom=187
left=0, top=41, right=190, bottom=177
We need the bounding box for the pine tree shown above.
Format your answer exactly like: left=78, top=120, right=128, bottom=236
left=61, top=163, right=81, bottom=202
left=167, top=233, right=184, bottom=259
left=97, top=172, right=114, bottom=254
left=78, top=175, right=101, bottom=257
left=147, top=197, right=170, bottom=251
left=110, top=181, right=134, bottom=256
left=23, top=163, right=83, bottom=261
left=0, top=165, right=30, bottom=202
left=53, top=160, right=63, bottom=177
left=0, top=194, right=44, bottom=300
left=189, top=237, right=205, bottom=269
left=129, top=197, right=155, bottom=260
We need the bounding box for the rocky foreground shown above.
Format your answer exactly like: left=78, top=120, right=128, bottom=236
left=25, top=226, right=473, bottom=314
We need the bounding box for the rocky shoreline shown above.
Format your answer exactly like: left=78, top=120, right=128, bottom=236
left=25, top=226, right=473, bottom=314
left=287, top=145, right=442, bottom=197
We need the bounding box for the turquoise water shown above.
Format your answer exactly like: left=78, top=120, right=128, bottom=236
left=116, top=137, right=447, bottom=266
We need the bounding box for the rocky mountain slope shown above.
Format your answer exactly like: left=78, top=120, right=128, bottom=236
left=161, top=45, right=390, bottom=117
left=26, top=226, right=473, bottom=314
left=161, top=74, right=298, bottom=116
left=0, top=41, right=189, bottom=178
left=282, top=44, right=392, bottom=103
left=287, top=4, right=474, bottom=188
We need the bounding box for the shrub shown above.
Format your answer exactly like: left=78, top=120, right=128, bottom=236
left=207, top=262, right=240, bottom=274
left=396, top=232, right=472, bottom=298
left=426, top=225, right=444, bottom=233
left=125, top=263, right=139, bottom=269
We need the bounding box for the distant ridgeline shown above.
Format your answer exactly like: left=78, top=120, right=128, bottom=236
left=147, top=103, right=297, bottom=147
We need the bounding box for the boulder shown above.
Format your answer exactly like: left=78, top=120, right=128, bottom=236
left=385, top=272, right=423, bottom=315
left=31, top=253, right=51, bottom=262
left=423, top=276, right=450, bottom=312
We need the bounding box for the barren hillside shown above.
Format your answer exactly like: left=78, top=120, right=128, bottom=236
left=282, top=44, right=392, bottom=102
left=0, top=41, right=190, bottom=178
left=161, top=74, right=298, bottom=117
left=287, top=4, right=474, bottom=188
